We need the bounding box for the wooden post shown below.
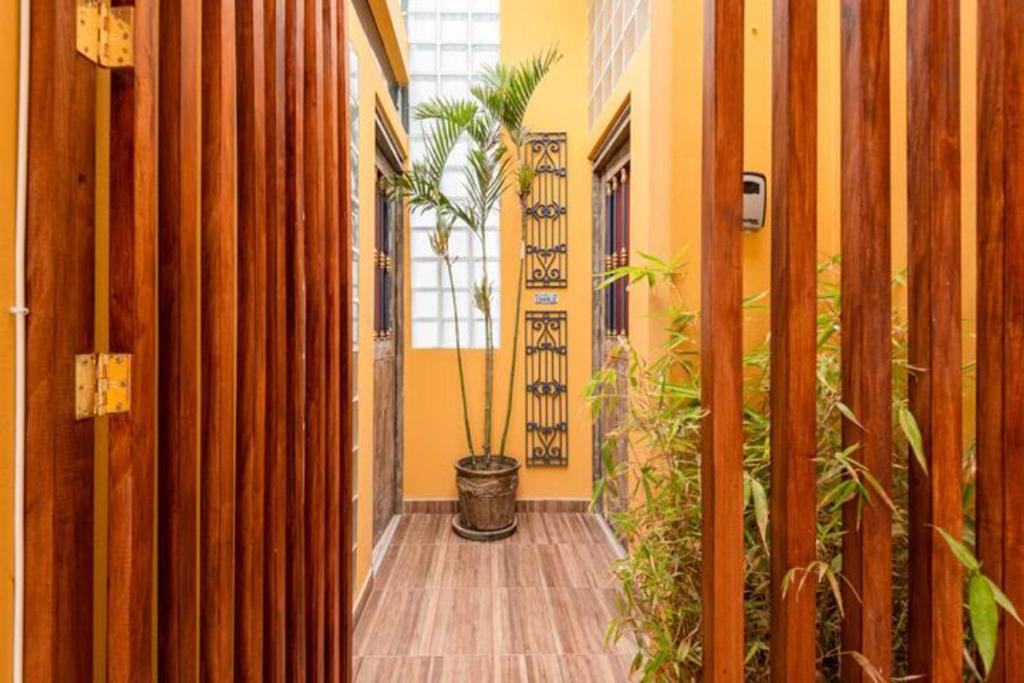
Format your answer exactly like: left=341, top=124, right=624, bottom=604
left=906, top=1, right=963, bottom=680
left=336, top=7, right=355, bottom=677
left=236, top=0, right=269, bottom=676
left=285, top=0, right=309, bottom=675
left=322, top=0, right=350, bottom=677
left=839, top=1, right=893, bottom=680
left=977, top=1, right=1024, bottom=680
left=303, top=0, right=328, bottom=674
left=200, top=0, right=239, bottom=676
left=769, top=0, right=817, bottom=680
left=24, top=0, right=97, bottom=677
left=700, top=0, right=745, bottom=680
left=106, top=0, right=158, bottom=679
left=263, top=0, right=289, bottom=678
left=157, top=0, right=202, bottom=677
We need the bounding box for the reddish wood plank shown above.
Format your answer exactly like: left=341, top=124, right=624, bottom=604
left=285, top=0, right=309, bottom=675
left=336, top=6, right=356, bottom=678
left=303, top=0, right=328, bottom=674
left=700, top=0, right=745, bottom=680
left=322, top=0, right=347, bottom=678
left=263, top=0, right=289, bottom=678
left=157, top=0, right=202, bottom=678
left=106, top=0, right=158, bottom=679
left=839, top=2, right=893, bottom=680
left=977, top=1, right=1024, bottom=679
left=769, top=0, right=817, bottom=680
left=906, top=1, right=963, bottom=680
left=24, top=0, right=96, bottom=678
left=201, top=0, right=240, bottom=677
left=236, top=0, right=269, bottom=677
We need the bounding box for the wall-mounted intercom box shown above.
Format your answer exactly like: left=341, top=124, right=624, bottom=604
left=743, top=172, right=767, bottom=231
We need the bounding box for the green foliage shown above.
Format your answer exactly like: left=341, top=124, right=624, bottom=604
left=587, top=255, right=1018, bottom=681
left=386, top=50, right=561, bottom=461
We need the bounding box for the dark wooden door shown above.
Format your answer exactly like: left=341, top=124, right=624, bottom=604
left=372, top=156, right=402, bottom=545
left=594, top=154, right=631, bottom=521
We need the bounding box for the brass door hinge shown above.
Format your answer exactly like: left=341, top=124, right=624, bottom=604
left=76, top=353, right=132, bottom=420
left=76, top=1, right=134, bottom=68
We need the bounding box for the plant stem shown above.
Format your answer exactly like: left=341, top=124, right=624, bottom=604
left=445, top=257, right=475, bottom=456
left=498, top=205, right=528, bottom=457
left=480, top=209, right=494, bottom=463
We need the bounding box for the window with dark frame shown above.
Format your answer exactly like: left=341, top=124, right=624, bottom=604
left=374, top=169, right=393, bottom=340
left=605, top=163, right=630, bottom=337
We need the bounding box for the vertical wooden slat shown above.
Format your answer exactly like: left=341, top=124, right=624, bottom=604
left=769, top=0, right=816, bottom=680
left=839, top=1, right=892, bottom=680
left=303, top=0, right=328, bottom=673
left=977, top=1, right=1024, bottom=679
left=236, top=0, right=269, bottom=677
left=336, top=7, right=355, bottom=676
left=24, top=0, right=96, bottom=678
left=906, top=1, right=963, bottom=679
left=158, top=0, right=202, bottom=677
left=201, top=0, right=239, bottom=677
left=263, top=0, right=289, bottom=678
left=700, top=0, right=745, bottom=680
left=285, top=0, right=309, bottom=674
left=106, top=0, right=158, bottom=679
left=322, top=0, right=347, bottom=677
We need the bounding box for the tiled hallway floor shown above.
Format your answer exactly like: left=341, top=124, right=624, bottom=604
left=353, top=513, right=635, bottom=682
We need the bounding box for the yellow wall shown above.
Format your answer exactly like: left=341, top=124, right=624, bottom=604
left=0, top=0, right=18, bottom=677
left=586, top=0, right=978, bottom=429
left=401, top=0, right=595, bottom=502
left=348, top=0, right=410, bottom=598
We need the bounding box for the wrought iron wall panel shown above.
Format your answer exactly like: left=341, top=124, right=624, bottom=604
left=525, top=311, right=568, bottom=466
left=525, top=133, right=568, bottom=288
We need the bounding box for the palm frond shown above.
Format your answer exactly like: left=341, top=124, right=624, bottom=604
left=470, top=47, right=562, bottom=145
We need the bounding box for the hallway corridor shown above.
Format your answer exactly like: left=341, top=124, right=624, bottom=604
left=353, top=513, right=634, bottom=681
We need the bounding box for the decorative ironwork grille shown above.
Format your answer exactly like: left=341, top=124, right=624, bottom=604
left=524, top=133, right=568, bottom=288
left=525, top=310, right=568, bottom=466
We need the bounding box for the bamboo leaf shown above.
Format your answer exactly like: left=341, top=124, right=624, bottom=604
left=969, top=573, right=998, bottom=677
left=898, top=405, right=928, bottom=476
left=985, top=575, right=1024, bottom=626
left=936, top=526, right=981, bottom=573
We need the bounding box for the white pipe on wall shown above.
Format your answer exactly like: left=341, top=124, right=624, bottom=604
left=12, top=0, right=31, bottom=679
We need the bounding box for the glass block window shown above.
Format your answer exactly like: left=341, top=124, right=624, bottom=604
left=588, top=0, right=650, bottom=125
left=406, top=0, right=501, bottom=349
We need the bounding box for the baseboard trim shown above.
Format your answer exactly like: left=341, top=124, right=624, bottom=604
left=353, top=572, right=374, bottom=627
left=402, top=498, right=591, bottom=514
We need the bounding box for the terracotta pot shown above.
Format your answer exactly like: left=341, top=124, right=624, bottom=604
left=453, top=455, right=520, bottom=540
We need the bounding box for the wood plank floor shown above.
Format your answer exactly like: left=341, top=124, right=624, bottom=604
left=353, top=513, right=635, bottom=682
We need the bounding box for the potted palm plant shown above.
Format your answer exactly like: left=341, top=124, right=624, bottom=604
left=387, top=50, right=560, bottom=540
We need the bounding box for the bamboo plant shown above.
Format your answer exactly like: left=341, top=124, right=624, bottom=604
left=387, top=49, right=561, bottom=466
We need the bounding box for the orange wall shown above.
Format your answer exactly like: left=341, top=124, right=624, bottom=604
left=401, top=0, right=594, bottom=502
left=348, top=0, right=410, bottom=599
left=587, top=0, right=978, bottom=425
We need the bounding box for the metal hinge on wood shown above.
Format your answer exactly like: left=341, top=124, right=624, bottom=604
left=76, top=353, right=132, bottom=420
left=76, top=1, right=134, bottom=68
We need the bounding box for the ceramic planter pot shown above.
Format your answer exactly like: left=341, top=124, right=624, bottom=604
left=452, top=455, right=520, bottom=541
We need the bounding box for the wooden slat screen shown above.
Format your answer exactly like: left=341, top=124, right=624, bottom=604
left=23, top=0, right=355, bottom=680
